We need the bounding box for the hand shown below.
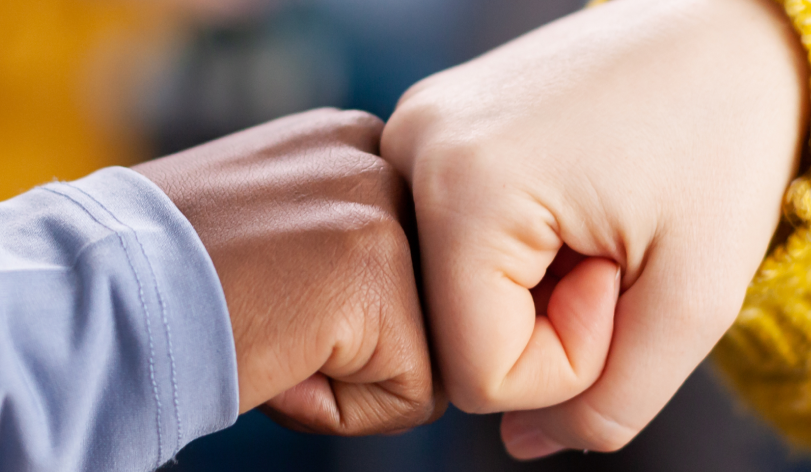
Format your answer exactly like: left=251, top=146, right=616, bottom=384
left=134, top=108, right=443, bottom=435
left=382, top=0, right=807, bottom=456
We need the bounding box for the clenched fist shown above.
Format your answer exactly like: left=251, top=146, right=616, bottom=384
left=382, top=0, right=807, bottom=457
left=134, top=108, right=442, bottom=435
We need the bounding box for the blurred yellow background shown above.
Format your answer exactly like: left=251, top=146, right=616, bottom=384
left=0, top=0, right=180, bottom=200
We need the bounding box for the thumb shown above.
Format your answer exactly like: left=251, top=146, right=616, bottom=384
left=511, top=257, right=620, bottom=404
left=437, top=246, right=620, bottom=413
left=541, top=257, right=620, bottom=386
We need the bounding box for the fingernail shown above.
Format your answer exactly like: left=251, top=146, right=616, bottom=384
left=614, top=266, right=622, bottom=301
left=505, top=429, right=565, bottom=460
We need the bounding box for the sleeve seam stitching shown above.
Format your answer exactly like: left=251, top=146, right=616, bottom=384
left=65, top=182, right=185, bottom=457
left=41, top=185, right=168, bottom=467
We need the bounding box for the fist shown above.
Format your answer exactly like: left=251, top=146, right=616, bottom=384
left=381, top=0, right=807, bottom=456
left=134, top=108, right=442, bottom=435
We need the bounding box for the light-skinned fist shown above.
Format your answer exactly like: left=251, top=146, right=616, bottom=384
left=382, top=0, right=807, bottom=457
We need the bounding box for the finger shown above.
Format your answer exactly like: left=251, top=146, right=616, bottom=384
left=262, top=373, right=439, bottom=436
left=420, top=190, right=619, bottom=412
left=531, top=245, right=588, bottom=317
left=264, top=216, right=441, bottom=435
left=501, top=243, right=747, bottom=458
left=500, top=257, right=619, bottom=410
left=262, top=311, right=441, bottom=435
left=259, top=374, right=335, bottom=434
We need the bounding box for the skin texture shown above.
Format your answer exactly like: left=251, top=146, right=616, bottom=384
left=382, top=0, right=808, bottom=458
left=134, top=108, right=444, bottom=435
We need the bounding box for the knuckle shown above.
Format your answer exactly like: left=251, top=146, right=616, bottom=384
left=326, top=376, right=437, bottom=436
left=299, top=108, right=384, bottom=156
left=330, top=109, right=385, bottom=143
left=412, top=140, right=491, bottom=213
left=351, top=214, right=411, bottom=271
left=396, top=75, right=433, bottom=108
left=382, top=96, right=430, bottom=166
left=340, top=109, right=385, bottom=131
left=447, top=378, right=504, bottom=415
left=386, top=358, right=442, bottom=428
left=338, top=213, right=412, bottom=309
left=330, top=148, right=407, bottom=215
left=359, top=157, right=408, bottom=211
left=309, top=107, right=383, bottom=129
left=396, top=379, right=439, bottom=427
left=328, top=303, right=367, bottom=358
left=393, top=388, right=437, bottom=428
left=387, top=88, right=434, bottom=134
left=571, top=403, right=640, bottom=452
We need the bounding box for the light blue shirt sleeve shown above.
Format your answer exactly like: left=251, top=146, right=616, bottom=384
left=0, top=167, right=240, bottom=472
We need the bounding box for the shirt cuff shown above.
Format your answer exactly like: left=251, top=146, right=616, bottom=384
left=49, top=166, right=239, bottom=462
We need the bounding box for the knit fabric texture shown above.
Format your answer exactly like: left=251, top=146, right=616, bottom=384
left=587, top=0, right=811, bottom=448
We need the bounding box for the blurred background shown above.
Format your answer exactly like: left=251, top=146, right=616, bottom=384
left=3, top=0, right=810, bottom=470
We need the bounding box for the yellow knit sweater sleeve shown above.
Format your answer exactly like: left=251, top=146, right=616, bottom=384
left=586, top=0, right=811, bottom=447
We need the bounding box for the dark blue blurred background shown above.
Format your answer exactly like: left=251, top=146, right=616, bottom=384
left=158, top=365, right=802, bottom=472
left=142, top=1, right=810, bottom=470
